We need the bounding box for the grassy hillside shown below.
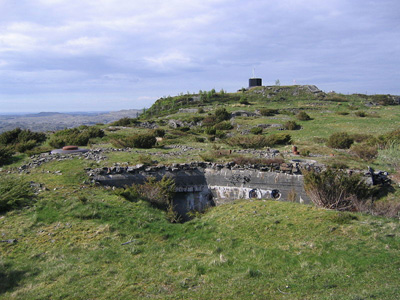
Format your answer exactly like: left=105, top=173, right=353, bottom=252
left=1, top=85, right=400, bottom=299
left=2, top=187, right=399, bottom=299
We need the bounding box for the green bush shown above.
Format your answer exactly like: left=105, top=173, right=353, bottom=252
left=195, top=137, right=205, bottom=143
left=296, top=111, right=311, bottom=121
left=215, top=108, right=231, bottom=123
left=283, top=121, right=300, bottom=130
left=265, top=133, right=292, bottom=146
left=0, top=146, right=14, bottom=166
left=0, top=128, right=46, bottom=153
left=110, top=117, right=137, bottom=126
left=250, top=127, right=263, bottom=135
left=0, top=176, right=35, bottom=212
left=49, top=127, right=104, bottom=148
left=15, top=140, right=37, bottom=153
left=0, top=128, right=45, bottom=145
left=259, top=108, right=278, bottom=116
left=204, top=127, right=217, bottom=135
left=326, top=132, right=354, bottom=149
left=304, top=169, right=373, bottom=211
left=226, top=133, right=291, bottom=149
left=131, top=133, right=157, bottom=149
left=153, top=128, right=166, bottom=137
left=214, top=121, right=233, bottom=131
left=116, top=176, right=178, bottom=222
left=239, top=96, right=250, bottom=105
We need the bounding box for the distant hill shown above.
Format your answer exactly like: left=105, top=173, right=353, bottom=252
left=0, top=109, right=141, bottom=133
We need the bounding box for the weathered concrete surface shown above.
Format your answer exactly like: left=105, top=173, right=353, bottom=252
left=89, top=162, right=311, bottom=216
left=204, top=168, right=308, bottom=205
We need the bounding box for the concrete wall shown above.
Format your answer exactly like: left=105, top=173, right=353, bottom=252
left=89, top=162, right=310, bottom=217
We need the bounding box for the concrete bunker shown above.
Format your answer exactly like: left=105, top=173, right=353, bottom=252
left=89, top=163, right=309, bottom=218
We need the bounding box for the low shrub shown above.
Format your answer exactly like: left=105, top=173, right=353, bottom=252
left=250, top=127, right=263, bottom=135
left=226, top=133, right=291, bottom=149
left=265, top=133, right=292, bottom=146
left=137, top=154, right=154, bottom=166
left=195, top=137, right=205, bottom=143
left=178, top=126, right=190, bottom=132
left=296, top=111, right=311, bottom=121
left=259, top=108, right=278, bottom=116
left=372, top=200, right=400, bottom=218
left=214, top=121, right=233, bottom=131
left=15, top=140, right=38, bottom=153
left=350, top=133, right=374, bottom=143
left=153, top=128, right=166, bottom=137
left=131, top=133, right=157, bottom=149
left=215, top=130, right=226, bottom=139
left=0, top=128, right=46, bottom=145
left=0, top=128, right=47, bottom=153
left=0, top=146, right=14, bottom=166
left=49, top=127, right=104, bottom=148
left=326, top=132, right=354, bottom=149
left=351, top=144, right=378, bottom=161
left=110, top=117, right=137, bottom=126
left=330, top=161, right=349, bottom=170
left=112, top=133, right=157, bottom=149
left=355, top=111, right=367, bottom=117
left=199, top=150, right=230, bottom=162
left=379, top=129, right=400, bottom=147
left=303, top=169, right=373, bottom=211
left=116, top=176, right=178, bottom=222
left=204, top=127, right=217, bottom=135
left=0, top=176, right=35, bottom=212
left=239, top=96, right=250, bottom=105
left=215, top=107, right=231, bottom=123
left=283, top=121, right=300, bottom=130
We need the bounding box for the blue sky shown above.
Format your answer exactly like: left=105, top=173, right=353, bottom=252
left=0, top=0, right=399, bottom=112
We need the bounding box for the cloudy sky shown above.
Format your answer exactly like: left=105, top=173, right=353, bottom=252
left=0, top=0, right=399, bottom=113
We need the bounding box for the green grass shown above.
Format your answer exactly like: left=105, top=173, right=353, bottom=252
left=2, top=86, right=400, bottom=299
left=1, top=194, right=399, bottom=299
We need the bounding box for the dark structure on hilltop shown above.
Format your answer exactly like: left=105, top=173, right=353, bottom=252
left=249, top=77, right=262, bottom=88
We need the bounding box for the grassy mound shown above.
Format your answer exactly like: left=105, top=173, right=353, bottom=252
left=1, top=192, right=399, bottom=299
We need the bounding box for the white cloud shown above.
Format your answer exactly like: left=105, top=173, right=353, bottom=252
left=0, top=0, right=399, bottom=111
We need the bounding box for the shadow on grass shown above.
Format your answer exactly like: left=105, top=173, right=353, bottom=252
left=0, top=267, right=26, bottom=294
